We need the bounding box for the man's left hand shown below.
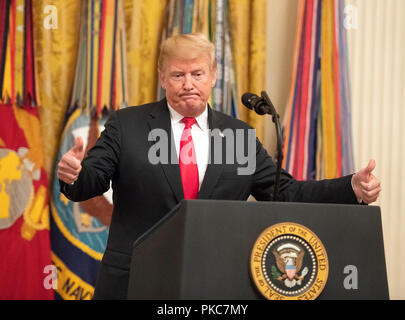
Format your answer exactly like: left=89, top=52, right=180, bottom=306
left=351, top=159, right=382, bottom=204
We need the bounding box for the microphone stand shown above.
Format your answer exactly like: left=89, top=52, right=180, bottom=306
left=261, top=91, right=283, bottom=201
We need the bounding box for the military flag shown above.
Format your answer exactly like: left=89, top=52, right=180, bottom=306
left=0, top=0, right=53, bottom=300
left=50, top=0, right=128, bottom=300
left=282, top=0, right=355, bottom=181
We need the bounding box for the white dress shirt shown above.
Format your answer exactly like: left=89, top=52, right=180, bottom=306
left=167, top=104, right=210, bottom=190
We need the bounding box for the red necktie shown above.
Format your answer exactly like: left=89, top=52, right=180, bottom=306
left=179, top=117, right=199, bottom=199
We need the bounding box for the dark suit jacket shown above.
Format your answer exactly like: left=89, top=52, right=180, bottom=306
left=60, top=98, right=358, bottom=299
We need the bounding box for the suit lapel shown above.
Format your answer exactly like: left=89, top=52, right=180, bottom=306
left=197, top=107, right=226, bottom=199
left=147, top=99, right=184, bottom=202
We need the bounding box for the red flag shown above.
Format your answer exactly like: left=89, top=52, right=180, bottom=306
left=0, top=0, right=53, bottom=299
left=0, top=104, right=53, bottom=299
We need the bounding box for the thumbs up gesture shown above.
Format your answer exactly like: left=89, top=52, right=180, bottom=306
left=57, top=136, right=85, bottom=185
left=351, top=159, right=382, bottom=204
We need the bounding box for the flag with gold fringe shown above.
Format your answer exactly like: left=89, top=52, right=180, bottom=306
left=159, top=0, right=239, bottom=118
left=0, top=0, right=53, bottom=299
left=282, top=0, right=354, bottom=181
left=50, top=0, right=128, bottom=300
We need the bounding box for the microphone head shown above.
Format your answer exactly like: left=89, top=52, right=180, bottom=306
left=241, top=92, right=259, bottom=110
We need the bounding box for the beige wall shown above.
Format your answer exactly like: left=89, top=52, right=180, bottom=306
left=265, top=0, right=405, bottom=299
left=346, top=0, right=405, bottom=300
left=264, top=0, right=299, bottom=153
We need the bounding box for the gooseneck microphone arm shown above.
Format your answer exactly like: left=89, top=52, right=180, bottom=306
left=260, top=91, right=283, bottom=202
left=241, top=91, right=283, bottom=201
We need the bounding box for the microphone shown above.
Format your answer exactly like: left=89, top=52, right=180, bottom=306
left=241, top=93, right=268, bottom=115
left=241, top=91, right=283, bottom=202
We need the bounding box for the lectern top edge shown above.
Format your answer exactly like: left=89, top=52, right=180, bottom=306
left=132, top=200, right=381, bottom=249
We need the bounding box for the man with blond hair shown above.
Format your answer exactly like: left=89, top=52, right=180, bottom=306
left=58, top=33, right=381, bottom=299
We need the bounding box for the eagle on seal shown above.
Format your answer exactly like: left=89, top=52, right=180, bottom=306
left=272, top=243, right=306, bottom=287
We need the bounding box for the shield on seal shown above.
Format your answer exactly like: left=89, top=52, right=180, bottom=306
left=286, top=263, right=297, bottom=280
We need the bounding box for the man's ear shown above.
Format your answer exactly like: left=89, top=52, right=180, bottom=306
left=159, top=71, right=166, bottom=90
left=211, top=69, right=217, bottom=87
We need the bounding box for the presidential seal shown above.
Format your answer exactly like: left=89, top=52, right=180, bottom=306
left=250, top=223, right=328, bottom=300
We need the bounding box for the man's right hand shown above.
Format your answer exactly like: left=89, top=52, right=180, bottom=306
left=57, top=136, right=85, bottom=185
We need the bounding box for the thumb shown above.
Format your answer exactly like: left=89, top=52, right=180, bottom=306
left=71, top=136, right=84, bottom=160
left=359, top=159, right=376, bottom=183
left=364, top=158, right=376, bottom=174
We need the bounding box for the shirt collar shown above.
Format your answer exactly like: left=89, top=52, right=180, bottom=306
left=167, top=103, right=209, bottom=133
